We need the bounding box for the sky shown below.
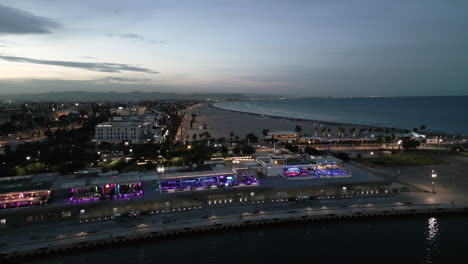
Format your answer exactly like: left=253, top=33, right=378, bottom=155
left=0, top=0, right=467, bottom=96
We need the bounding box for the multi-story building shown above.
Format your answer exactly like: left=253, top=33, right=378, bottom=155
left=110, top=106, right=147, bottom=117
left=94, top=115, right=164, bottom=144
left=95, top=119, right=143, bottom=144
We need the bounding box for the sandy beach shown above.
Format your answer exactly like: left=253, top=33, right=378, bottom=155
left=179, top=103, right=396, bottom=142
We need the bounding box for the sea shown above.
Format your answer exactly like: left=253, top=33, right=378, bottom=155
left=213, top=97, right=468, bottom=135
left=34, top=216, right=468, bottom=264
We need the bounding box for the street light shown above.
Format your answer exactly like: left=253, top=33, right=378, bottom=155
left=431, top=169, right=437, bottom=194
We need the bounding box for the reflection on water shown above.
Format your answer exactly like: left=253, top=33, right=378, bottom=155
left=32, top=216, right=468, bottom=264
left=424, top=217, right=439, bottom=264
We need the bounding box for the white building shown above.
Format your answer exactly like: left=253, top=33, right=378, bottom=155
left=110, top=106, right=147, bottom=117
left=95, top=114, right=165, bottom=144
left=95, top=120, right=144, bottom=144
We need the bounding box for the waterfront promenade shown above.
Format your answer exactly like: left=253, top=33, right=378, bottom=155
left=2, top=192, right=467, bottom=260
left=2, top=153, right=467, bottom=260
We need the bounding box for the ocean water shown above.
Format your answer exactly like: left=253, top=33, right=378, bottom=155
left=214, top=97, right=468, bottom=135
left=34, top=216, right=468, bottom=264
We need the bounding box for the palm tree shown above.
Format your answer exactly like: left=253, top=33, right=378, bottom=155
left=321, top=127, right=326, bottom=137
left=339, top=127, right=345, bottom=139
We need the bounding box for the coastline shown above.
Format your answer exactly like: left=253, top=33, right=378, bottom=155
left=181, top=101, right=442, bottom=142
left=210, top=102, right=398, bottom=133
left=210, top=100, right=457, bottom=137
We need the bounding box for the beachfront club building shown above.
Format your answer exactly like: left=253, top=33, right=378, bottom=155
left=257, top=156, right=351, bottom=179
left=0, top=174, right=52, bottom=210
left=266, top=131, right=300, bottom=141
left=156, top=166, right=260, bottom=193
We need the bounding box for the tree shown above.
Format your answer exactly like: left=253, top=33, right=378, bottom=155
left=304, top=146, right=320, bottom=155
left=376, top=136, right=384, bottom=143
left=192, top=134, right=197, bottom=141
left=232, top=147, right=241, bottom=155
left=220, top=146, right=229, bottom=156
left=419, top=125, right=427, bottom=131
left=241, top=145, right=255, bottom=155
left=338, top=127, right=345, bottom=138
left=246, top=132, right=259, bottom=143
left=284, top=142, right=299, bottom=153
left=334, top=152, right=350, bottom=162
left=202, top=131, right=211, bottom=140
left=262, top=129, right=270, bottom=137
left=295, top=125, right=302, bottom=133
left=402, top=139, right=420, bottom=150
left=313, top=127, right=318, bottom=137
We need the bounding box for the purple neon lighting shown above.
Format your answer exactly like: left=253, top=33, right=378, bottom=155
left=282, top=166, right=346, bottom=178
left=159, top=174, right=259, bottom=192
left=69, top=182, right=143, bottom=203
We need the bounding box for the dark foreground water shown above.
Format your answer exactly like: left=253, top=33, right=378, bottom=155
left=31, top=216, right=468, bottom=264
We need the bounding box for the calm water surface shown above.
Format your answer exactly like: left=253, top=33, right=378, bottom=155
left=214, top=97, right=468, bottom=135
left=32, top=216, right=468, bottom=264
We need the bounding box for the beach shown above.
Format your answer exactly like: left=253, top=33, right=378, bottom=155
left=179, top=103, right=397, bottom=141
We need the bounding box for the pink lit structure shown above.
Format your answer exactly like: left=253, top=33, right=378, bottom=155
left=69, top=182, right=143, bottom=203
left=1, top=190, right=50, bottom=209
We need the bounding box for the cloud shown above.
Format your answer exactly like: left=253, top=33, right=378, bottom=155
left=98, top=77, right=152, bottom=83
left=107, top=33, right=165, bottom=44
left=0, top=55, right=159, bottom=74
left=0, top=4, right=59, bottom=34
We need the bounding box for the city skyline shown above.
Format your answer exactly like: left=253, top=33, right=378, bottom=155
left=1, top=0, right=468, bottom=96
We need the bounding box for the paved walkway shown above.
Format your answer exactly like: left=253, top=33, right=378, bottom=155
left=2, top=192, right=466, bottom=255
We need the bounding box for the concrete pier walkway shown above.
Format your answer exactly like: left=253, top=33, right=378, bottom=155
left=1, top=192, right=467, bottom=260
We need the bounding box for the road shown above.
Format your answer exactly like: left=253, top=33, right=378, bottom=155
left=1, top=191, right=466, bottom=256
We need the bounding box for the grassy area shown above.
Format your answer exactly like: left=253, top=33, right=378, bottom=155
left=357, top=154, right=445, bottom=167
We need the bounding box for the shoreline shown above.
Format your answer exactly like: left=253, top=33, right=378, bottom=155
left=181, top=102, right=447, bottom=141
left=210, top=103, right=400, bottom=133
left=210, top=102, right=453, bottom=137
left=2, top=203, right=466, bottom=261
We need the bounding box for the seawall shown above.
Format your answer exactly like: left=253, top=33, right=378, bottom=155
left=1, top=203, right=467, bottom=262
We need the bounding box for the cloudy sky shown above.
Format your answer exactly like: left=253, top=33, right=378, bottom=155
left=0, top=0, right=467, bottom=96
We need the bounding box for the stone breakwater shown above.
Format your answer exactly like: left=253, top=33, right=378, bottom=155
left=1, top=204, right=467, bottom=262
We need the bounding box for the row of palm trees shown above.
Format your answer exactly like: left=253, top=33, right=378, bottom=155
left=309, top=124, right=427, bottom=139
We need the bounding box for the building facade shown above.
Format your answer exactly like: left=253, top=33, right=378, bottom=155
left=94, top=120, right=144, bottom=144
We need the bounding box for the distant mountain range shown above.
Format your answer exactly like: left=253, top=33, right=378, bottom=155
left=0, top=91, right=275, bottom=102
